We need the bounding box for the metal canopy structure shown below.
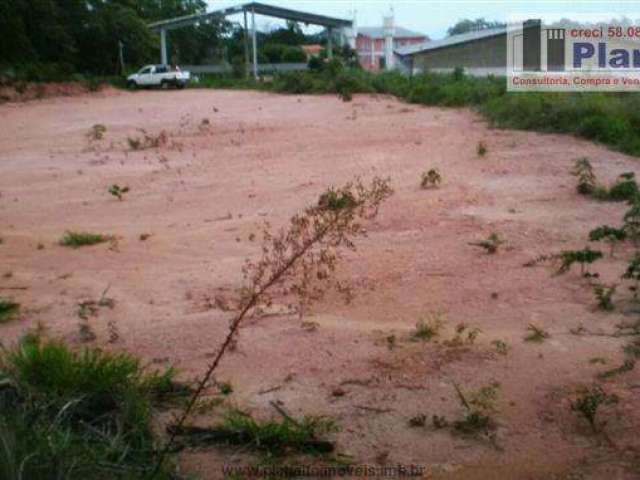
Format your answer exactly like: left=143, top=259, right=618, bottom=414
left=148, top=2, right=353, bottom=78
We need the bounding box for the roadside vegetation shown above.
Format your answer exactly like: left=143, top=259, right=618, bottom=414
left=196, top=63, right=640, bottom=157
left=0, top=333, right=177, bottom=479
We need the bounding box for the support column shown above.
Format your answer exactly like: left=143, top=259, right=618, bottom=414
left=383, top=14, right=395, bottom=70
left=327, top=28, right=333, bottom=59
left=160, top=28, right=168, bottom=65
left=251, top=7, right=258, bottom=79
left=243, top=9, right=250, bottom=78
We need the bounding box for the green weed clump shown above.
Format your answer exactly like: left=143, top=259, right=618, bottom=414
left=420, top=168, right=442, bottom=189
left=571, top=385, right=617, bottom=432
left=170, top=408, right=337, bottom=456
left=557, top=247, right=603, bottom=275
left=60, top=231, right=110, bottom=248
left=0, top=334, right=176, bottom=479
left=318, top=187, right=358, bottom=211
left=193, top=66, right=640, bottom=157
left=0, top=298, right=20, bottom=323
left=412, top=314, right=445, bottom=341
left=589, top=225, right=626, bottom=256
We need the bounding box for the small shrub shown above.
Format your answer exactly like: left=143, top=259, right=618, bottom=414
left=218, top=381, right=233, bottom=395
left=108, top=184, right=130, bottom=200
left=59, top=231, right=110, bottom=248
left=607, top=173, right=638, bottom=202
left=127, top=129, right=167, bottom=151
left=318, top=187, right=358, bottom=211
left=469, top=233, right=503, bottom=254
left=492, top=339, right=509, bottom=355
left=0, top=298, right=20, bottom=323
left=444, top=323, right=481, bottom=347
left=412, top=313, right=445, bottom=341
left=524, top=323, right=550, bottom=343
left=87, top=124, right=107, bottom=141
left=477, top=141, right=487, bottom=157
left=453, top=382, right=499, bottom=434
left=598, top=358, right=635, bottom=379
left=557, top=247, right=603, bottom=275
left=588, top=225, right=626, bottom=256
left=408, top=414, right=427, bottom=427
left=623, top=253, right=640, bottom=298
left=593, top=283, right=616, bottom=311
left=571, top=385, right=616, bottom=432
left=420, top=168, right=442, bottom=189
left=180, top=408, right=338, bottom=456
left=571, top=157, right=597, bottom=195
left=623, top=199, right=640, bottom=244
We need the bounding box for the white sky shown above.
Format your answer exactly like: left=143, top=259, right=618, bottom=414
left=206, top=0, right=640, bottom=38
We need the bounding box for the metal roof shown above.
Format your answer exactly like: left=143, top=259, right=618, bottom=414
left=394, top=26, right=506, bottom=56
left=148, top=2, right=352, bottom=32
left=358, top=26, right=427, bottom=39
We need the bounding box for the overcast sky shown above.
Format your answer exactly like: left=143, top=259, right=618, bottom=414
left=206, top=0, right=640, bottom=38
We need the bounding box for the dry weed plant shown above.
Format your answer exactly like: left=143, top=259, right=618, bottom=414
left=150, top=176, right=392, bottom=476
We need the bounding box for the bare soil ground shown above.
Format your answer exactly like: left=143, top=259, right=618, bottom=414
left=1, top=89, right=639, bottom=479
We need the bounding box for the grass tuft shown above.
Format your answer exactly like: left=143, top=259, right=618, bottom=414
left=0, top=299, right=20, bottom=323
left=0, top=334, right=177, bottom=479
left=412, top=313, right=445, bottom=341
left=60, top=231, right=110, bottom=248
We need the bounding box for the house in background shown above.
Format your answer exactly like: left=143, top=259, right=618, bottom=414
left=355, top=17, right=428, bottom=71
left=301, top=44, right=323, bottom=60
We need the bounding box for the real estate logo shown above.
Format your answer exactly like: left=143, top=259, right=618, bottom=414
left=508, top=15, right=640, bottom=91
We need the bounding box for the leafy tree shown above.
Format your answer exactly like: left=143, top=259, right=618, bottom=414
left=447, top=18, right=506, bottom=36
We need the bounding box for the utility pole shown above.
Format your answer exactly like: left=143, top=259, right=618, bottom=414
left=243, top=9, right=250, bottom=78
left=118, top=40, right=125, bottom=74
left=251, top=7, right=258, bottom=80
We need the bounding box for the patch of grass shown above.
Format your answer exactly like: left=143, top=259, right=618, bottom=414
left=492, top=339, right=509, bottom=355
left=597, top=358, right=635, bottom=379
left=412, top=313, right=445, bottom=341
left=171, top=408, right=337, bottom=456
left=477, top=141, right=487, bottom=157
left=593, top=283, right=616, bottom=311
left=408, top=414, right=427, bottom=427
left=59, top=231, right=110, bottom=248
left=218, top=381, right=233, bottom=395
left=318, top=187, right=358, bottom=211
left=108, top=184, right=129, bottom=200
left=557, top=247, right=603, bottom=275
left=87, top=124, right=106, bottom=141
left=469, top=232, right=503, bottom=254
left=589, top=225, right=626, bottom=256
left=524, top=323, right=550, bottom=343
left=571, top=385, right=617, bottom=432
left=444, top=323, right=481, bottom=347
left=571, top=157, right=597, bottom=195
left=0, top=298, right=20, bottom=323
left=453, top=382, right=499, bottom=434
left=0, top=334, right=177, bottom=479
left=127, top=129, right=167, bottom=151
left=607, top=173, right=638, bottom=202
left=420, top=168, right=442, bottom=189
left=589, top=357, right=607, bottom=365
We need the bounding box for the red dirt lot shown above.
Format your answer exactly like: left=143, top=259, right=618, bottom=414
left=1, top=89, right=639, bottom=479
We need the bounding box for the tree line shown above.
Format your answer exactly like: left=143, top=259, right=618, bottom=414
left=0, top=0, right=324, bottom=78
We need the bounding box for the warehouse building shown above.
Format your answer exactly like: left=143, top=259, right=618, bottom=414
left=394, top=26, right=507, bottom=76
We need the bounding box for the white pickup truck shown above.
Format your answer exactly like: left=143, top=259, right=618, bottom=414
left=126, top=65, right=190, bottom=89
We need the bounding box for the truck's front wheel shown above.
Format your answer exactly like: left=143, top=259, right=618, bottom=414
left=127, top=80, right=137, bottom=90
